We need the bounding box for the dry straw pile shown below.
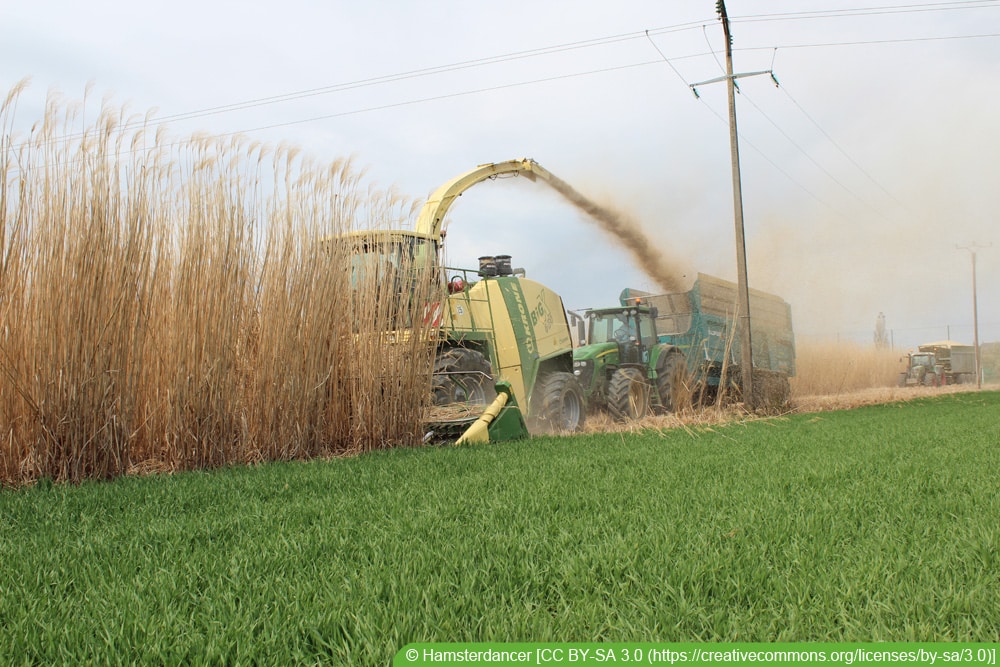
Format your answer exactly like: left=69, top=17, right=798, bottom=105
left=0, top=82, right=439, bottom=486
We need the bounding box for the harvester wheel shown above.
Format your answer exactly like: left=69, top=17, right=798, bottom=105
left=656, top=352, right=691, bottom=413
left=607, top=367, right=651, bottom=421
left=531, top=371, right=586, bottom=433
left=431, top=348, right=495, bottom=405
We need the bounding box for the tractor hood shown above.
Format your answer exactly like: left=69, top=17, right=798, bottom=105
left=572, top=342, right=619, bottom=392
left=573, top=342, right=619, bottom=363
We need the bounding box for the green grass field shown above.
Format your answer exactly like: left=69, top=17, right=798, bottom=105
left=2, top=392, right=998, bottom=665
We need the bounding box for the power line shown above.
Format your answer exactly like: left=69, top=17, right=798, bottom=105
left=694, top=93, right=849, bottom=220
left=742, top=92, right=860, bottom=189
left=755, top=31, right=1000, bottom=51
left=10, top=0, right=999, bottom=150
left=776, top=84, right=918, bottom=219
left=738, top=85, right=896, bottom=223
left=8, top=59, right=668, bottom=168
left=16, top=21, right=708, bottom=149
left=13, top=23, right=996, bottom=202
left=644, top=22, right=845, bottom=215
left=732, top=0, right=1000, bottom=24
left=643, top=31, right=692, bottom=91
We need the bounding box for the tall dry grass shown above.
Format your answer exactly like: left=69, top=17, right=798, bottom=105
left=789, top=340, right=906, bottom=397
left=0, top=83, right=438, bottom=486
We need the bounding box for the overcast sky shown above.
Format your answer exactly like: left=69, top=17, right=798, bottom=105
left=3, top=0, right=999, bottom=349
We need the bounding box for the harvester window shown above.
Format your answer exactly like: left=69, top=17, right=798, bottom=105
left=349, top=236, right=437, bottom=287
left=348, top=235, right=441, bottom=328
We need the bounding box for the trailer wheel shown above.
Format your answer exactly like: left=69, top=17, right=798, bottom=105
left=431, top=348, right=495, bottom=405
left=608, top=367, right=651, bottom=421
left=656, top=352, right=691, bottom=413
left=753, top=370, right=791, bottom=410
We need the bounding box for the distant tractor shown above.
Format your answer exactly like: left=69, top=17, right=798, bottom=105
left=573, top=273, right=796, bottom=418
left=899, top=341, right=977, bottom=387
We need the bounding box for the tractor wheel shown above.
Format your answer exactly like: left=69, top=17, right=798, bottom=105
left=431, top=348, right=495, bottom=405
left=531, top=371, right=586, bottom=433
left=656, top=352, right=691, bottom=413
left=607, top=367, right=651, bottom=421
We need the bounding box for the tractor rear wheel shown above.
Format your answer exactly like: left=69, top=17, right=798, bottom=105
left=531, top=371, right=586, bottom=433
left=607, top=367, right=651, bottom=421
left=431, top=348, right=495, bottom=405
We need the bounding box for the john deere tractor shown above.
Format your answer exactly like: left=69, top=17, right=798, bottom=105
left=572, top=303, right=688, bottom=419
left=340, top=159, right=586, bottom=442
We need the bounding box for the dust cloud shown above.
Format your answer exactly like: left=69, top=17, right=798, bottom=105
left=542, top=172, right=689, bottom=294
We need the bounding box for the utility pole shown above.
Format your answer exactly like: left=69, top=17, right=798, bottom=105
left=690, top=3, right=775, bottom=409
left=695, top=0, right=756, bottom=409
left=957, top=242, right=990, bottom=389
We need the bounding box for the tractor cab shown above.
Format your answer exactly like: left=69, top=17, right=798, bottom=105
left=909, top=352, right=936, bottom=370
left=584, top=306, right=658, bottom=365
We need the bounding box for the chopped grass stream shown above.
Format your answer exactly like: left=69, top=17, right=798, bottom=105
left=2, top=392, right=998, bottom=664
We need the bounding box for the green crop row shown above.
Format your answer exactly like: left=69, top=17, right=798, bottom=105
left=2, top=392, right=998, bottom=665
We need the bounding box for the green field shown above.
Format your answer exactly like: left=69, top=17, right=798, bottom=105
left=2, top=392, right=998, bottom=665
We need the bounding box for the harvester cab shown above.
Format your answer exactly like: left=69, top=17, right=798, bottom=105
left=343, top=231, right=439, bottom=329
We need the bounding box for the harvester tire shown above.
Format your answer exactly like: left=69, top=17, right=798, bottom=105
left=607, top=367, right=651, bottom=421
left=656, top=352, right=691, bottom=414
left=531, top=371, right=586, bottom=434
left=431, top=348, right=495, bottom=405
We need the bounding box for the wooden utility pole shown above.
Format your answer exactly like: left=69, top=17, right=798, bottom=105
left=957, top=242, right=990, bottom=389
left=718, top=0, right=754, bottom=409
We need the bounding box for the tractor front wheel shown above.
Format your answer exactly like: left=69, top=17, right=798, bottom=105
left=531, top=371, right=586, bottom=434
left=608, top=367, right=651, bottom=421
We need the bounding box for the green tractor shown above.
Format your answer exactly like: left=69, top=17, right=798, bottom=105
left=572, top=304, right=690, bottom=419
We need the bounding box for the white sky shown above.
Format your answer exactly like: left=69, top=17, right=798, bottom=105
left=3, top=0, right=999, bottom=350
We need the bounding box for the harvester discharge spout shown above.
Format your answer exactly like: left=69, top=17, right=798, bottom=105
left=454, top=382, right=528, bottom=445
